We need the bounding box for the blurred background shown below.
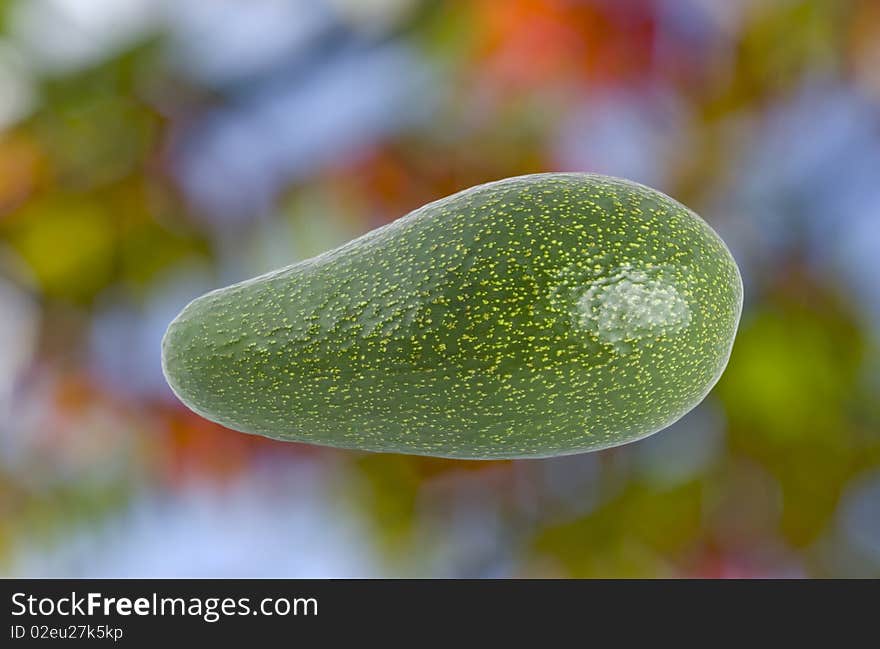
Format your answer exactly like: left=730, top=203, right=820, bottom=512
left=0, top=0, right=878, bottom=578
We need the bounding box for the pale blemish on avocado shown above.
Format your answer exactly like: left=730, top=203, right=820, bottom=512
left=573, top=264, right=690, bottom=353
left=162, top=173, right=743, bottom=459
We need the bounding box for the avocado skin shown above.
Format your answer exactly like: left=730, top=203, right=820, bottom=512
left=162, top=173, right=742, bottom=459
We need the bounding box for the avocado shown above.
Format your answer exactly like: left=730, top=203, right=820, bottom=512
left=162, top=173, right=742, bottom=459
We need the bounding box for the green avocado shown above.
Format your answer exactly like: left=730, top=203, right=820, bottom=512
left=162, top=173, right=742, bottom=459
